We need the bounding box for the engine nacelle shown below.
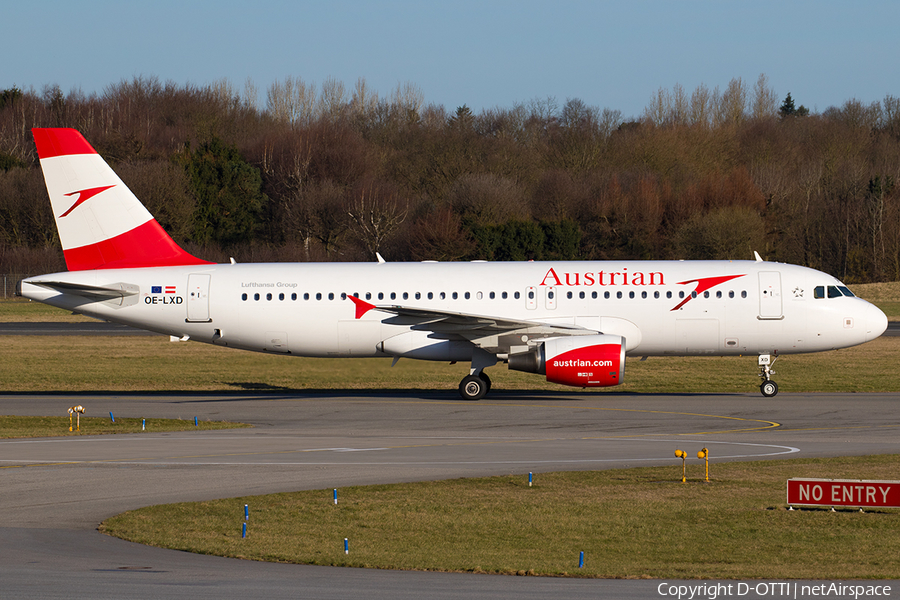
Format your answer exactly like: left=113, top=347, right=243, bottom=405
left=508, top=334, right=625, bottom=388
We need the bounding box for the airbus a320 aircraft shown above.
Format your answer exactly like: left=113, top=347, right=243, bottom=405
left=17, top=128, right=888, bottom=399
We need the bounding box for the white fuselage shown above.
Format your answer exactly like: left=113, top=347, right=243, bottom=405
left=19, top=259, right=887, bottom=360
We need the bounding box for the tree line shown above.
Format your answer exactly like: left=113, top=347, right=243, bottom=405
left=1, top=74, right=899, bottom=283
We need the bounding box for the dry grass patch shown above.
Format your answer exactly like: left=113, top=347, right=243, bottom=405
left=3, top=333, right=898, bottom=394
left=101, top=455, right=900, bottom=579
left=0, top=415, right=250, bottom=438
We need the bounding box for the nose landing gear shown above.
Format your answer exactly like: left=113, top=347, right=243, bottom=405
left=758, top=354, right=778, bottom=397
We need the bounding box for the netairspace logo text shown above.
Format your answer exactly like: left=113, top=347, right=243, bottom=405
left=657, top=582, right=892, bottom=600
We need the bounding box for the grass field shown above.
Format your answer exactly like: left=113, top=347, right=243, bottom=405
left=1, top=332, right=897, bottom=395
left=100, top=455, right=900, bottom=579
left=0, top=415, right=249, bottom=438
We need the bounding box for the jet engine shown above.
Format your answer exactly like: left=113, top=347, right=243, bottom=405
left=508, top=334, right=625, bottom=388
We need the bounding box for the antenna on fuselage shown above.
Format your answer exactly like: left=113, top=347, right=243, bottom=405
left=753, top=251, right=764, bottom=262
left=376, top=252, right=386, bottom=264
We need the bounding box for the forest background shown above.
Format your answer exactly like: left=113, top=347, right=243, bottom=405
left=1, top=73, right=899, bottom=284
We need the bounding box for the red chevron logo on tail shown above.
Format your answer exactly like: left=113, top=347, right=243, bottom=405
left=59, top=185, right=115, bottom=218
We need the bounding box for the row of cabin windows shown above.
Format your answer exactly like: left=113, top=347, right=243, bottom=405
left=240, top=289, right=751, bottom=302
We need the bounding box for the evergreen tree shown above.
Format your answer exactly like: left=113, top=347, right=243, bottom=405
left=178, top=138, right=267, bottom=248
left=779, top=93, right=796, bottom=118
left=780, top=92, right=809, bottom=118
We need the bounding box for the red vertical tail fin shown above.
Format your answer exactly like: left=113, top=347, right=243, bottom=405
left=33, top=128, right=212, bottom=271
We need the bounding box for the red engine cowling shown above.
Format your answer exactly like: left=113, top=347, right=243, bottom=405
left=508, top=334, right=626, bottom=388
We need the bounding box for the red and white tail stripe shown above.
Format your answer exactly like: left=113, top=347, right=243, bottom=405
left=32, top=128, right=212, bottom=271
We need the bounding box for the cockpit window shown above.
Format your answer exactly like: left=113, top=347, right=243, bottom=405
left=816, top=284, right=854, bottom=299
left=838, top=286, right=855, bottom=297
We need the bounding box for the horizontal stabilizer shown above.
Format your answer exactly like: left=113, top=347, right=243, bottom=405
left=29, top=280, right=139, bottom=301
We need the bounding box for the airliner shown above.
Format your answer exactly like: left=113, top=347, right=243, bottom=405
left=16, top=128, right=889, bottom=399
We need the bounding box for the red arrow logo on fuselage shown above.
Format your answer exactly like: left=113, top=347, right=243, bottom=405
left=348, top=295, right=377, bottom=319
left=670, top=274, right=747, bottom=311
left=58, top=185, right=115, bottom=218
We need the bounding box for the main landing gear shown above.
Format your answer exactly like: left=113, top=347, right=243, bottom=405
left=758, top=354, right=778, bottom=397
left=459, top=348, right=497, bottom=401
left=459, top=372, right=491, bottom=401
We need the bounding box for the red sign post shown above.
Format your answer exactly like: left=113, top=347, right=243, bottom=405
left=787, top=479, right=900, bottom=508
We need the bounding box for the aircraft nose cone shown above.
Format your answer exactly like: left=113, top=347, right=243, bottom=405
left=866, top=302, right=888, bottom=341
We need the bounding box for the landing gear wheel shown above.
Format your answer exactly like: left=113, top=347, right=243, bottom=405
left=480, top=372, right=492, bottom=393
left=760, top=380, right=779, bottom=397
left=459, top=375, right=488, bottom=401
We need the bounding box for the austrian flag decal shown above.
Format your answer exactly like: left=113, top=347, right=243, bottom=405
left=151, top=285, right=177, bottom=294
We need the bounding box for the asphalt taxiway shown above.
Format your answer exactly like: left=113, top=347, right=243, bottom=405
left=2, top=391, right=899, bottom=598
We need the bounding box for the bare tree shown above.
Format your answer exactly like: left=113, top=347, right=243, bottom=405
left=719, top=77, right=747, bottom=126
left=644, top=86, right=670, bottom=126
left=407, top=207, right=474, bottom=261
left=690, top=83, right=713, bottom=127
left=266, top=77, right=316, bottom=127
left=670, top=83, right=689, bottom=126
left=319, top=77, right=347, bottom=122
left=242, top=78, right=259, bottom=111
left=347, top=183, right=408, bottom=255
left=750, top=73, right=779, bottom=121
left=350, top=77, right=378, bottom=120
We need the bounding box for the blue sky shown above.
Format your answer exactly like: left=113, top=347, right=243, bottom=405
left=4, top=1, right=899, bottom=119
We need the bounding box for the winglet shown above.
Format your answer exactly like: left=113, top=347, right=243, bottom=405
left=348, top=295, right=377, bottom=319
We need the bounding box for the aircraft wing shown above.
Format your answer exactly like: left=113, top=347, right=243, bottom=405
left=349, top=296, right=596, bottom=354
